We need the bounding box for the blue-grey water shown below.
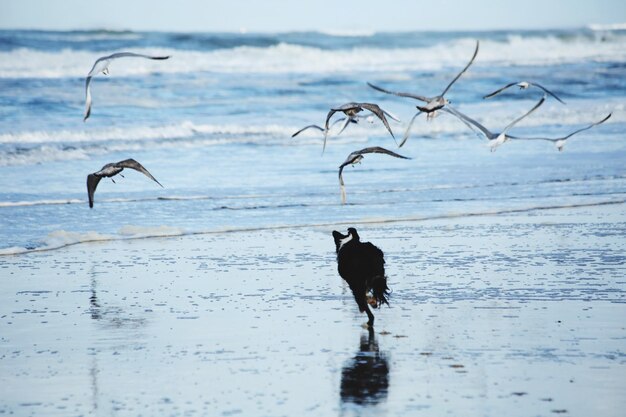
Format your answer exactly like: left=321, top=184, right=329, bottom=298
left=0, top=28, right=625, bottom=253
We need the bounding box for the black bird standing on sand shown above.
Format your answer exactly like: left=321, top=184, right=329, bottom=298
left=333, top=228, right=390, bottom=327
left=87, top=158, right=163, bottom=208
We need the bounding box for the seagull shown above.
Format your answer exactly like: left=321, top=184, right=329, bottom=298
left=84, top=52, right=171, bottom=121
left=367, top=40, right=480, bottom=147
left=442, top=95, right=546, bottom=151
left=338, top=146, right=410, bottom=204
left=484, top=81, right=565, bottom=104
left=87, top=159, right=163, bottom=208
left=509, top=113, right=611, bottom=151
left=324, top=103, right=397, bottom=152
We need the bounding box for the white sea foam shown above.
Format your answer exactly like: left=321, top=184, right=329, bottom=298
left=0, top=99, right=621, bottom=166
left=1, top=35, right=625, bottom=79
left=588, top=23, right=626, bottom=31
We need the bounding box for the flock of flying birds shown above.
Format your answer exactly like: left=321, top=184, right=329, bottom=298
left=83, top=41, right=612, bottom=207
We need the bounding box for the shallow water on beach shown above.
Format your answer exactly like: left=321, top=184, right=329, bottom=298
left=1, top=206, right=625, bottom=416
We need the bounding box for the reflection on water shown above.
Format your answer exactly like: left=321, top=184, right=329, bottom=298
left=87, top=265, right=149, bottom=415
left=340, top=328, right=390, bottom=407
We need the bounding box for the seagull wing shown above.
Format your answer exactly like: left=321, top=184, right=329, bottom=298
left=441, top=40, right=479, bottom=96
left=440, top=107, right=484, bottom=139
left=381, top=109, right=401, bottom=123
left=502, top=96, right=545, bottom=134
left=400, top=110, right=422, bottom=147
left=367, top=82, right=429, bottom=102
left=483, top=82, right=518, bottom=99
left=529, top=82, right=566, bottom=104
left=106, top=52, right=171, bottom=61
left=358, top=146, right=411, bottom=159
left=338, top=163, right=349, bottom=204
left=323, top=108, right=341, bottom=153
left=360, top=103, right=395, bottom=140
left=442, top=106, right=493, bottom=139
left=84, top=76, right=93, bottom=121
left=114, top=159, right=164, bottom=188
left=292, top=124, right=325, bottom=137
left=338, top=152, right=361, bottom=205
left=87, top=174, right=102, bottom=208
left=510, top=113, right=612, bottom=142
left=336, top=117, right=353, bottom=135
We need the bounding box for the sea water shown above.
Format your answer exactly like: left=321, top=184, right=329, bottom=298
left=0, top=28, right=624, bottom=252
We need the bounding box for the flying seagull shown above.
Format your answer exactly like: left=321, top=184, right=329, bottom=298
left=509, top=113, right=611, bottom=151
left=442, top=95, right=546, bottom=151
left=339, top=146, right=410, bottom=204
left=368, top=40, right=480, bottom=147
left=87, top=159, right=163, bottom=208
left=324, top=103, right=397, bottom=152
left=84, top=52, right=171, bottom=121
left=484, top=81, right=565, bottom=104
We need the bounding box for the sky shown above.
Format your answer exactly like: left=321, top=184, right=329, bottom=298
left=1, top=0, right=625, bottom=32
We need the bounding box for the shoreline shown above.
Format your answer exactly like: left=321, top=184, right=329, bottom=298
left=1, top=198, right=624, bottom=257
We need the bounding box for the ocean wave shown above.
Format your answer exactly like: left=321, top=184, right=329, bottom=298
left=1, top=34, right=625, bottom=78
left=1, top=199, right=623, bottom=256
left=587, top=23, right=626, bottom=31
left=1, top=99, right=621, bottom=146
left=0, top=99, right=621, bottom=166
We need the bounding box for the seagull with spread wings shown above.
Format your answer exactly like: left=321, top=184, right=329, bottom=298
left=484, top=81, right=565, bottom=104
left=338, top=147, right=410, bottom=204
left=87, top=159, right=163, bottom=208
left=367, top=40, right=480, bottom=147
left=442, top=95, right=546, bottom=151
left=84, top=52, right=171, bottom=121
left=509, top=113, right=611, bottom=151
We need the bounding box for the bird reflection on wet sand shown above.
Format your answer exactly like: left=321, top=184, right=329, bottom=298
left=340, top=328, right=390, bottom=408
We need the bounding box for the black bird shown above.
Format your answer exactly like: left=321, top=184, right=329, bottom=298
left=367, top=40, right=480, bottom=146
left=87, top=158, right=163, bottom=208
left=333, top=227, right=390, bottom=327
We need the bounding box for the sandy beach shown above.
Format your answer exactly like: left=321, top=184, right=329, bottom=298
left=1, top=203, right=624, bottom=416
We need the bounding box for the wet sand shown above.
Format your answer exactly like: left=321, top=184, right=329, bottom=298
left=1, top=204, right=625, bottom=416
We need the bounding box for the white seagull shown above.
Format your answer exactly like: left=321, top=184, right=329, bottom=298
left=87, top=159, right=163, bottom=208
left=367, top=40, right=480, bottom=147
left=442, top=95, right=546, bottom=151
left=338, top=146, right=410, bottom=204
left=484, top=81, right=565, bottom=104
left=509, top=113, right=612, bottom=151
left=84, top=52, right=171, bottom=121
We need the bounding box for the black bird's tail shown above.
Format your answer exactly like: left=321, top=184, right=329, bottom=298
left=371, top=274, right=390, bottom=308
